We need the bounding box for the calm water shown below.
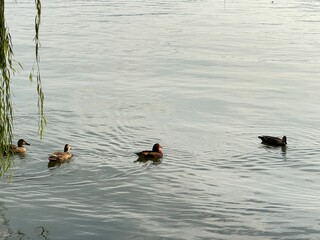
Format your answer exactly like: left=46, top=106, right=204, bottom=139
left=1, top=0, right=320, bottom=239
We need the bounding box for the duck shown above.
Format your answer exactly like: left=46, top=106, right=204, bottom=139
left=258, top=135, right=287, bottom=146
left=135, top=143, right=163, bottom=161
left=48, top=144, right=72, bottom=162
left=5, top=139, right=31, bottom=154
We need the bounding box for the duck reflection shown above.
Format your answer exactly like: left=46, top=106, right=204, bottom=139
left=47, top=158, right=74, bottom=169
left=134, top=157, right=162, bottom=166
left=261, top=144, right=287, bottom=153
left=47, top=161, right=62, bottom=168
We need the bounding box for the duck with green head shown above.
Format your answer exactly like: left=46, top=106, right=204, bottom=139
left=48, top=144, right=73, bottom=162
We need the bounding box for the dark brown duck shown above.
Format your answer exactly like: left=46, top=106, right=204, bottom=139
left=135, top=143, right=163, bottom=161
left=258, top=135, right=287, bottom=146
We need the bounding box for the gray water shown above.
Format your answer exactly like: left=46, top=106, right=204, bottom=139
left=1, top=0, right=320, bottom=239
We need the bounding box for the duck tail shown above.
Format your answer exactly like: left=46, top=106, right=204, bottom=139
left=135, top=152, right=143, bottom=157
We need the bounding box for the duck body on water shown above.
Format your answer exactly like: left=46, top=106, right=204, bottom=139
left=258, top=135, right=287, bottom=147
left=3, top=139, right=31, bottom=155
left=135, top=143, right=163, bottom=162
left=48, top=144, right=73, bottom=162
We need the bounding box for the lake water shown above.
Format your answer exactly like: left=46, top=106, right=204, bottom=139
left=1, top=0, right=320, bottom=239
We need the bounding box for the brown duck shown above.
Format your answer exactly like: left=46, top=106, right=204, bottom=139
left=258, top=135, right=287, bottom=146
left=48, top=144, right=73, bottom=162
left=135, top=143, right=163, bottom=161
left=6, top=139, right=31, bottom=154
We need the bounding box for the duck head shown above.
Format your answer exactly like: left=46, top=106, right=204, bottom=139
left=152, top=143, right=163, bottom=155
left=282, top=136, right=287, bottom=144
left=17, top=139, right=30, bottom=147
left=64, top=144, right=72, bottom=152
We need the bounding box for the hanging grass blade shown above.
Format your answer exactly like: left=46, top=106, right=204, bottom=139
left=0, top=0, right=14, bottom=176
left=0, top=0, right=46, bottom=176
left=33, top=0, right=46, bottom=139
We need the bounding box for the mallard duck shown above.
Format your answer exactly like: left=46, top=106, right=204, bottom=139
left=135, top=143, right=163, bottom=161
left=6, top=139, right=31, bottom=154
left=48, top=144, right=72, bottom=162
left=258, top=135, right=287, bottom=146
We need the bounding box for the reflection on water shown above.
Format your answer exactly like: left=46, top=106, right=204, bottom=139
left=47, top=161, right=61, bottom=169
left=35, top=226, right=50, bottom=240
left=0, top=202, right=50, bottom=240
left=260, top=144, right=288, bottom=155
left=2, top=0, right=320, bottom=239
left=134, top=157, right=162, bottom=166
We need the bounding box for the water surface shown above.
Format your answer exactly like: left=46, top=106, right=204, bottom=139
left=1, top=0, right=320, bottom=239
